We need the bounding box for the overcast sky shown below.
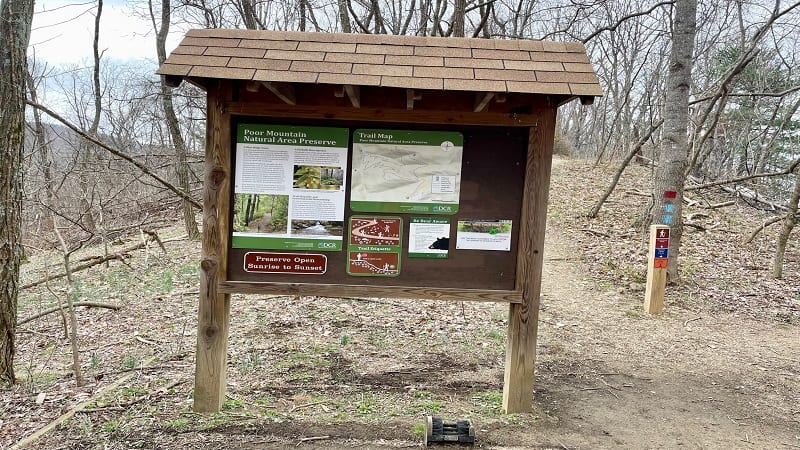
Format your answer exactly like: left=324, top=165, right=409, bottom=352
left=30, top=0, right=186, bottom=66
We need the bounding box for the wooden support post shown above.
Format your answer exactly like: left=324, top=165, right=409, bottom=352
left=644, top=224, right=669, bottom=314
left=194, top=81, right=233, bottom=412
left=503, top=111, right=554, bottom=413
left=406, top=89, right=422, bottom=110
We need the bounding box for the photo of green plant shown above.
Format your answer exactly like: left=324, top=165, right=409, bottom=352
left=457, top=220, right=512, bottom=234
left=294, top=166, right=343, bottom=190
left=319, top=166, right=344, bottom=190
left=293, top=165, right=321, bottom=189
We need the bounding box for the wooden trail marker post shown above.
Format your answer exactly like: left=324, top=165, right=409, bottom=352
left=158, top=29, right=602, bottom=414
left=644, top=225, right=670, bottom=314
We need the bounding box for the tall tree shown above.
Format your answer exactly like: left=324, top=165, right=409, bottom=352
left=650, top=0, right=696, bottom=281
left=151, top=0, right=200, bottom=239
left=0, top=0, right=35, bottom=386
left=773, top=173, right=800, bottom=278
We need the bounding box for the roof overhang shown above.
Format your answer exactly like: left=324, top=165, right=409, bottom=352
left=158, top=29, right=603, bottom=114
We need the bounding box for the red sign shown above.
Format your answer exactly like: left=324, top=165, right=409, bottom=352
left=655, top=238, right=669, bottom=249
left=656, top=228, right=670, bottom=239
left=348, top=252, right=399, bottom=276
left=654, top=259, right=668, bottom=268
left=663, top=191, right=677, bottom=199
left=244, top=252, right=327, bottom=274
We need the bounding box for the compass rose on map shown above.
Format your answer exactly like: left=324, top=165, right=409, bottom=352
left=440, top=141, right=455, bottom=152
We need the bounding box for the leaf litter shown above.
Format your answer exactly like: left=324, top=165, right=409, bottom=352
left=3, top=157, right=798, bottom=449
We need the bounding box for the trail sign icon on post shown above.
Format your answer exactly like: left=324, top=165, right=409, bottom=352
left=644, top=225, right=670, bottom=314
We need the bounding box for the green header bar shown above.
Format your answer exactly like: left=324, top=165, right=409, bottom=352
left=237, top=124, right=349, bottom=148
left=351, top=200, right=458, bottom=215
left=353, top=129, right=463, bottom=146
left=232, top=235, right=342, bottom=251
left=410, top=217, right=451, bottom=224
left=408, top=252, right=448, bottom=259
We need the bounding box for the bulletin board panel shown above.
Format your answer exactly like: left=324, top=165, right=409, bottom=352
left=227, top=117, right=529, bottom=291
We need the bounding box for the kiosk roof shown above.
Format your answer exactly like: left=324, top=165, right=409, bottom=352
left=158, top=29, right=602, bottom=98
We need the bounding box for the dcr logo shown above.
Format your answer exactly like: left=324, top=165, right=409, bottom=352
left=317, top=242, right=338, bottom=249
left=433, top=205, right=452, bottom=212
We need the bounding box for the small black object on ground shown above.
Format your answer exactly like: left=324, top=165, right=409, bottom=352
left=424, top=416, right=475, bottom=446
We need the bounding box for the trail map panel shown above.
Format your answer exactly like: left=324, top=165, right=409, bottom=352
left=232, top=124, right=348, bottom=251
left=351, top=129, right=463, bottom=214
left=347, top=216, right=402, bottom=277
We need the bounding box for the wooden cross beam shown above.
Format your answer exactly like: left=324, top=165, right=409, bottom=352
left=344, top=85, right=360, bottom=108
left=474, top=92, right=495, bottom=112
left=261, top=81, right=297, bottom=105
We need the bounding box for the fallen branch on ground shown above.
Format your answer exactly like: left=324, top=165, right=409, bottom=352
left=297, top=436, right=331, bottom=446
left=10, top=356, right=160, bottom=450
left=684, top=222, right=707, bottom=231
left=701, top=200, right=735, bottom=209
left=82, top=379, right=186, bottom=413
left=581, top=228, right=611, bottom=238
left=687, top=212, right=710, bottom=221
left=18, top=302, right=121, bottom=326
left=22, top=233, right=183, bottom=290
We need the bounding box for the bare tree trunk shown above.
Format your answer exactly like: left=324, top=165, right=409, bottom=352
left=451, top=0, right=465, bottom=37
left=370, top=0, right=385, bottom=33
left=773, top=173, right=800, bottom=279
left=52, top=216, right=86, bottom=387
left=26, top=68, right=55, bottom=231
left=239, top=0, right=258, bottom=30
left=337, top=0, right=352, bottom=32
left=152, top=0, right=200, bottom=240
left=650, top=0, right=696, bottom=281
left=298, top=0, right=306, bottom=31
left=0, top=0, right=34, bottom=386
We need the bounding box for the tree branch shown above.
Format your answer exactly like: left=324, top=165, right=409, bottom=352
left=18, top=302, right=121, bottom=326
left=689, top=85, right=800, bottom=104
left=588, top=119, right=664, bottom=218
left=685, top=156, right=800, bottom=191
left=581, top=1, right=674, bottom=44
left=25, top=100, right=201, bottom=210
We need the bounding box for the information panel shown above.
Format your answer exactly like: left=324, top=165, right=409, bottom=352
left=232, top=124, right=349, bottom=251
left=228, top=124, right=527, bottom=291
left=351, top=129, right=463, bottom=214
left=408, top=217, right=450, bottom=258
left=347, top=216, right=402, bottom=277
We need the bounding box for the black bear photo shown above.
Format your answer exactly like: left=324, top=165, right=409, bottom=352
left=428, top=237, right=449, bottom=250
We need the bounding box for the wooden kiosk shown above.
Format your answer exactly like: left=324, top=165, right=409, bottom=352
left=158, top=29, right=601, bottom=414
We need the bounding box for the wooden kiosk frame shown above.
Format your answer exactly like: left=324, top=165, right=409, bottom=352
left=159, top=29, right=601, bottom=414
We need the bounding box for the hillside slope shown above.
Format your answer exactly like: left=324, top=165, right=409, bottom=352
left=4, top=157, right=798, bottom=449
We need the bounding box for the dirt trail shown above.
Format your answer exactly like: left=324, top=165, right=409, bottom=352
left=520, top=227, right=800, bottom=448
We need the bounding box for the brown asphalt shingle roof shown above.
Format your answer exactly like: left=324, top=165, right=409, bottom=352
left=158, top=29, right=603, bottom=97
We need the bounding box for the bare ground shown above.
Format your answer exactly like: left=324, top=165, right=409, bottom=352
left=3, top=157, right=799, bottom=449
